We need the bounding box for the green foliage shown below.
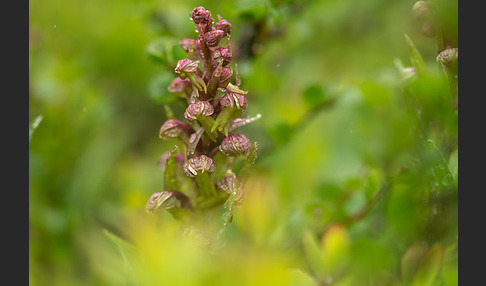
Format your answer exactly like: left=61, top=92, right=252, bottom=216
left=29, top=0, right=457, bottom=285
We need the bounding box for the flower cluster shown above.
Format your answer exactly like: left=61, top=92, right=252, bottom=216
left=146, top=7, right=259, bottom=219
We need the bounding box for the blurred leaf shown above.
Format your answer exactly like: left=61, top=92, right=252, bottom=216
left=316, top=183, right=342, bottom=201
left=236, top=0, right=268, bottom=22
left=404, top=34, right=428, bottom=76
left=302, top=84, right=328, bottom=111
left=302, top=229, right=326, bottom=279
left=441, top=241, right=458, bottom=286
left=103, top=229, right=139, bottom=264
left=148, top=72, right=178, bottom=104
left=270, top=122, right=293, bottom=145
left=363, top=168, right=383, bottom=201
left=287, top=269, right=319, bottom=286
left=350, top=239, right=392, bottom=277
left=359, top=81, right=391, bottom=107
left=29, top=115, right=43, bottom=146
left=102, top=229, right=141, bottom=285
left=321, top=224, right=350, bottom=274
left=146, top=37, right=185, bottom=66
left=447, top=148, right=458, bottom=189
left=412, top=243, right=444, bottom=286
left=425, top=139, right=454, bottom=190
left=401, top=241, right=429, bottom=284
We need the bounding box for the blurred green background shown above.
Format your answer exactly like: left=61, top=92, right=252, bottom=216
left=29, top=0, right=457, bottom=285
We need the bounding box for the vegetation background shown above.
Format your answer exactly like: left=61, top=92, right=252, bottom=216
left=29, top=0, right=458, bottom=285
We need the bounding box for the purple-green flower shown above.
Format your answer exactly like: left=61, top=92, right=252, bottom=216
left=191, top=6, right=212, bottom=25
left=175, top=59, right=199, bottom=78
left=183, top=155, right=216, bottom=177
left=145, top=190, right=193, bottom=213
left=184, top=101, right=214, bottom=121
left=219, top=133, right=252, bottom=157
left=168, top=78, right=192, bottom=93
left=218, top=67, right=233, bottom=88
left=205, top=30, right=225, bottom=47
left=215, top=19, right=232, bottom=36
left=217, top=175, right=245, bottom=204
left=220, top=92, right=248, bottom=112
left=213, top=47, right=232, bottom=66
left=412, top=1, right=432, bottom=22
left=436, top=47, right=458, bottom=65
left=159, top=119, right=193, bottom=140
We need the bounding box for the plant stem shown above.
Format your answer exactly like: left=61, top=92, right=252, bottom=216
left=195, top=172, right=217, bottom=198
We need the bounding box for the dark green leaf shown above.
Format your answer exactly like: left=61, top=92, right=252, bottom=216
left=302, top=83, right=328, bottom=110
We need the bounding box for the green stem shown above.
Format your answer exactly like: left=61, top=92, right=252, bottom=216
left=195, top=172, right=217, bottom=198
left=212, top=107, right=235, bottom=135
left=206, top=61, right=223, bottom=98
left=198, top=116, right=217, bottom=141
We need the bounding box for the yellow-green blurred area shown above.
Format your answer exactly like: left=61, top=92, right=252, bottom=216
left=29, top=0, right=457, bottom=285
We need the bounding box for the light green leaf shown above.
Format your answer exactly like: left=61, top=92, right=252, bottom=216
left=102, top=228, right=142, bottom=280
left=302, top=229, right=326, bottom=280
left=401, top=241, right=429, bottom=284
left=29, top=115, right=43, bottom=146
left=404, top=34, right=428, bottom=76
left=425, top=139, right=454, bottom=189
left=412, top=244, right=444, bottom=286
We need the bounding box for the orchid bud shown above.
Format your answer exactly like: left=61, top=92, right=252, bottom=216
left=184, top=101, right=214, bottom=121
left=179, top=39, right=202, bottom=60
left=217, top=175, right=245, bottom=204
left=175, top=59, right=198, bottom=79
left=215, top=19, right=232, bottom=36
left=183, top=155, right=216, bottom=177
left=412, top=1, right=432, bottom=22
left=213, top=47, right=232, bottom=66
left=212, top=93, right=248, bottom=135
left=220, top=92, right=248, bottom=112
left=174, top=59, right=207, bottom=95
left=145, top=190, right=193, bottom=213
left=168, top=78, right=192, bottom=93
left=159, top=119, right=193, bottom=140
left=436, top=47, right=458, bottom=66
left=205, top=30, right=225, bottom=47
left=219, top=133, right=252, bottom=157
left=218, top=67, right=233, bottom=88
left=180, top=39, right=201, bottom=53
left=185, top=101, right=217, bottom=141
left=192, top=6, right=212, bottom=26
